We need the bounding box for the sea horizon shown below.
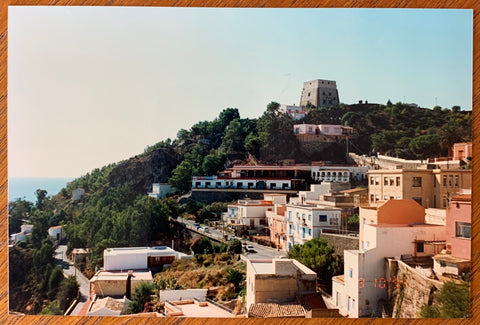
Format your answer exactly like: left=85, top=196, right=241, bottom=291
left=8, top=177, right=75, bottom=204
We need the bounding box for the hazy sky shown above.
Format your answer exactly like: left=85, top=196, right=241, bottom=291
left=8, top=7, right=473, bottom=178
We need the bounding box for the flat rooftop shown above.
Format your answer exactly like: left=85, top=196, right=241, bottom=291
left=104, top=246, right=177, bottom=256
left=91, top=269, right=153, bottom=282
left=166, top=300, right=235, bottom=318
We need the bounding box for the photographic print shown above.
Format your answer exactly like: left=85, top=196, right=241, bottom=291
left=7, top=6, right=473, bottom=319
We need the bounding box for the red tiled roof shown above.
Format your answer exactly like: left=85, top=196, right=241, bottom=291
left=248, top=303, right=307, bottom=318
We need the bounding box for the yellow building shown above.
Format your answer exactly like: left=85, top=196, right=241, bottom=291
left=367, top=169, right=471, bottom=209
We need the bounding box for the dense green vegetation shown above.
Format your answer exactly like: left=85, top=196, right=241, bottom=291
left=9, top=99, right=471, bottom=315
left=419, top=281, right=470, bottom=318
left=64, top=185, right=179, bottom=273
left=9, top=191, right=79, bottom=315
left=287, top=237, right=342, bottom=292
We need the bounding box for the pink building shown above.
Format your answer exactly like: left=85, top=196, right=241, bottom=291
left=266, top=204, right=288, bottom=250
left=433, top=194, right=471, bottom=276
left=452, top=142, right=472, bottom=160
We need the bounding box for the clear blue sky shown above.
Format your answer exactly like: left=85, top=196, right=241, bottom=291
left=8, top=7, right=473, bottom=178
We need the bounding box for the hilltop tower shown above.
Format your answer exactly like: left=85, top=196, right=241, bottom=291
left=299, top=79, right=339, bottom=109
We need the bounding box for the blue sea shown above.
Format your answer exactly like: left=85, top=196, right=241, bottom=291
left=8, top=177, right=74, bottom=203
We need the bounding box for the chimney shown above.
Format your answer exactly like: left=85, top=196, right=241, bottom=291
left=126, top=270, right=134, bottom=300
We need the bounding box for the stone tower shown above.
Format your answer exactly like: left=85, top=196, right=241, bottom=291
left=299, top=79, right=340, bottom=109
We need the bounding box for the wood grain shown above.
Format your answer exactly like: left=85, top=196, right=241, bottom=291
left=0, top=0, right=478, bottom=324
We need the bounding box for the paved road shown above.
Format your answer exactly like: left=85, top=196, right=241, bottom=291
left=54, top=245, right=90, bottom=315
left=178, top=217, right=287, bottom=260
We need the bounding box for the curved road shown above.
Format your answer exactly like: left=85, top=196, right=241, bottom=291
left=54, top=245, right=90, bottom=315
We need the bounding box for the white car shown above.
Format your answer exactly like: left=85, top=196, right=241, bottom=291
left=244, top=245, right=255, bottom=253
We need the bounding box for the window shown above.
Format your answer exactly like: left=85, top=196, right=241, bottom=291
left=370, top=194, right=374, bottom=202
left=443, top=175, right=447, bottom=186
left=456, top=222, right=471, bottom=238
left=416, top=241, right=424, bottom=253
left=319, top=215, right=327, bottom=222
left=362, top=218, right=366, bottom=229
left=302, top=213, right=306, bottom=220
left=384, top=177, right=389, bottom=186
left=308, top=214, right=311, bottom=221
left=412, top=177, right=422, bottom=187
left=375, top=176, right=380, bottom=185
left=390, top=177, right=395, bottom=186
left=330, top=218, right=338, bottom=225
left=396, top=177, right=401, bottom=186
left=288, top=211, right=292, bottom=221
left=308, top=229, right=312, bottom=236
left=455, top=175, right=459, bottom=187
left=449, top=175, right=453, bottom=187
left=413, top=197, right=422, bottom=206
left=384, top=195, right=389, bottom=200
left=362, top=241, right=364, bottom=250
left=375, top=194, right=380, bottom=201
left=370, top=177, right=375, bottom=185
left=349, top=268, right=353, bottom=278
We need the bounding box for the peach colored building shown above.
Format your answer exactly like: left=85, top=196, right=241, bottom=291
left=367, top=168, right=471, bottom=209
left=333, top=200, right=447, bottom=317
left=266, top=204, right=287, bottom=250
left=358, top=200, right=426, bottom=250
left=452, top=142, right=472, bottom=160
left=433, top=194, right=471, bottom=276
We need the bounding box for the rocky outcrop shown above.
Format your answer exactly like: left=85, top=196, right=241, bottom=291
left=108, top=148, right=179, bottom=194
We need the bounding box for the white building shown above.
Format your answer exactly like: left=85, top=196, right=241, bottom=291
left=292, top=183, right=351, bottom=205
left=9, top=224, right=33, bottom=245
left=48, top=225, right=66, bottom=242
left=279, top=104, right=306, bottom=120
left=285, top=205, right=341, bottom=250
left=332, top=204, right=447, bottom=317
left=148, top=183, right=172, bottom=199
left=223, top=194, right=287, bottom=229
left=192, top=176, right=292, bottom=190
left=311, top=166, right=369, bottom=183
left=103, top=246, right=189, bottom=271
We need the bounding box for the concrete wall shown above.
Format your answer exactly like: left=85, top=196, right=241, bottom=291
left=90, top=278, right=151, bottom=299
left=389, top=260, right=444, bottom=318
left=160, top=289, right=207, bottom=302
left=320, top=233, right=359, bottom=255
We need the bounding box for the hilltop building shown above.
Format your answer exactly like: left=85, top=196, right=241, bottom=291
left=279, top=104, right=306, bottom=120
left=299, top=79, right=340, bottom=108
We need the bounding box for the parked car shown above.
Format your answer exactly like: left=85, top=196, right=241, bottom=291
left=199, top=227, right=209, bottom=233
left=193, top=223, right=200, bottom=229
left=244, top=245, right=255, bottom=253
